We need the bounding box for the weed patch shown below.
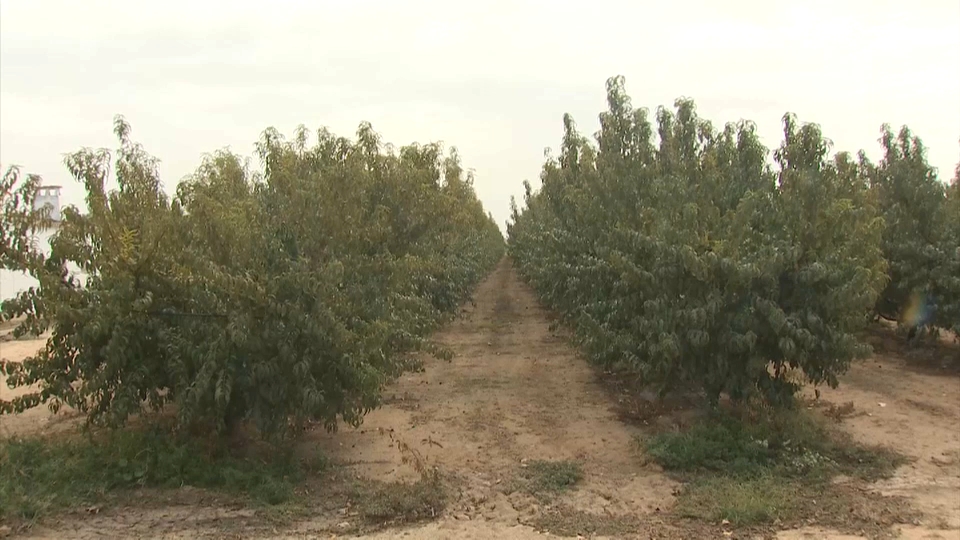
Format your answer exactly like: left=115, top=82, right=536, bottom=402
left=0, top=427, right=323, bottom=523
left=646, top=407, right=903, bottom=481
left=513, top=459, right=582, bottom=500
left=674, top=473, right=802, bottom=525
left=350, top=473, right=448, bottom=526
left=643, top=407, right=911, bottom=533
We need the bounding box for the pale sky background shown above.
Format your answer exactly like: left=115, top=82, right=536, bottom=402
left=1, top=0, right=958, bottom=233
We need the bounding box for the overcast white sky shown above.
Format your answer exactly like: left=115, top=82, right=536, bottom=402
left=1, top=0, right=958, bottom=231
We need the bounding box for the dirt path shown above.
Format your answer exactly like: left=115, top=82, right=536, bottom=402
left=286, top=258, right=682, bottom=538
left=4, top=260, right=960, bottom=539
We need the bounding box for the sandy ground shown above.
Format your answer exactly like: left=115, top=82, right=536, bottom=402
left=787, top=346, right=960, bottom=539
left=2, top=260, right=958, bottom=539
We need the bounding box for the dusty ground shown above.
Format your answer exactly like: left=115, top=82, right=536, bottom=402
left=2, top=260, right=959, bottom=539
left=789, top=333, right=960, bottom=540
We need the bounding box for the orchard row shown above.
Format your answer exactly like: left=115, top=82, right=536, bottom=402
left=0, top=119, right=505, bottom=438
left=508, top=76, right=959, bottom=405
left=2, top=76, right=958, bottom=436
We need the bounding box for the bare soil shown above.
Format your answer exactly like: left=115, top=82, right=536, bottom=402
left=2, top=260, right=958, bottom=539
left=788, top=332, right=960, bottom=540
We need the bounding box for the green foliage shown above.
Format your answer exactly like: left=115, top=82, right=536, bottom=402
left=0, top=117, right=504, bottom=438
left=930, top=164, right=960, bottom=339
left=868, top=127, right=959, bottom=336
left=509, top=76, right=886, bottom=405
left=1, top=167, right=49, bottom=275
left=0, top=429, right=314, bottom=521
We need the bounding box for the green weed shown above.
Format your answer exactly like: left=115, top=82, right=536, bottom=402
left=644, top=407, right=910, bottom=531
left=0, top=427, right=324, bottom=522
left=515, top=459, right=583, bottom=499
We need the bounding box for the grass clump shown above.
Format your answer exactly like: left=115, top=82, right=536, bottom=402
left=0, top=427, right=324, bottom=523
left=675, top=473, right=803, bottom=525
left=515, top=459, right=583, bottom=499
left=351, top=472, right=448, bottom=526
left=644, top=406, right=908, bottom=531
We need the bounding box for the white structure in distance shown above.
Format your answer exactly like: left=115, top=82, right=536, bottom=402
left=2, top=184, right=85, bottom=302
left=33, top=185, right=62, bottom=222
